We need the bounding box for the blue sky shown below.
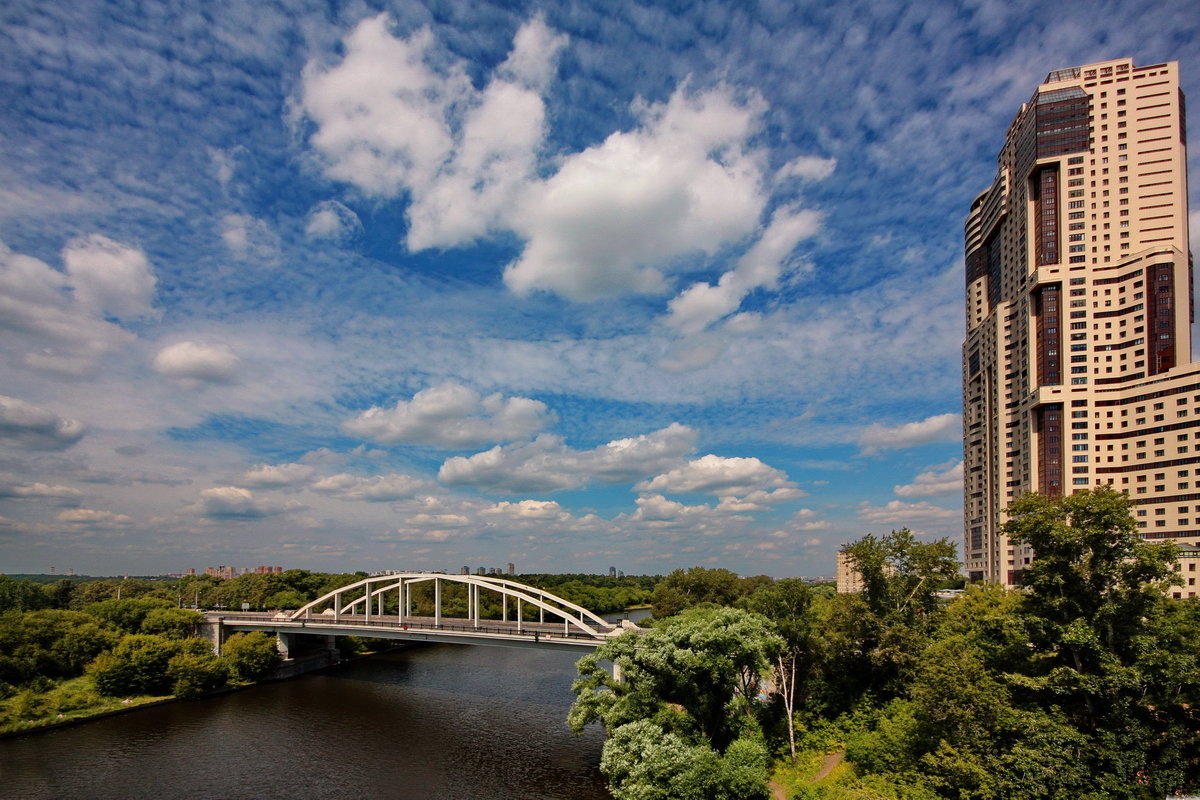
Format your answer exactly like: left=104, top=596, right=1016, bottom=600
left=1, top=0, right=1197, bottom=578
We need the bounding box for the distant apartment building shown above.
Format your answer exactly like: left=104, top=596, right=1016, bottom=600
left=962, top=58, right=1200, bottom=596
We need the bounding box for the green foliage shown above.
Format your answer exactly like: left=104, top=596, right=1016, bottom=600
left=599, top=720, right=771, bottom=800
left=0, top=609, right=121, bottom=685
left=167, top=652, right=230, bottom=699
left=0, top=575, right=53, bottom=612
left=573, top=606, right=783, bottom=800
left=221, top=631, right=281, bottom=681
left=140, top=607, right=203, bottom=638
left=83, top=597, right=174, bottom=634
left=88, top=634, right=211, bottom=696
left=650, top=567, right=748, bottom=618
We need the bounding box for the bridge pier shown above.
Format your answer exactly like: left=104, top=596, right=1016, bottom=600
left=276, top=631, right=294, bottom=660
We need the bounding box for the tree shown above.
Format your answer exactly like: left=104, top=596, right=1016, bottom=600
left=571, top=607, right=781, bottom=800
left=740, top=578, right=815, bottom=763
left=83, top=597, right=174, bottom=634
left=167, top=652, right=230, bottom=699
left=1001, top=485, right=1198, bottom=794
left=221, top=631, right=281, bottom=681
left=840, top=529, right=959, bottom=623
left=88, top=634, right=211, bottom=696
left=140, top=607, right=203, bottom=638
left=650, top=567, right=745, bottom=618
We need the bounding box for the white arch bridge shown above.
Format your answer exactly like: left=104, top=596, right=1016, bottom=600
left=207, top=573, right=640, bottom=656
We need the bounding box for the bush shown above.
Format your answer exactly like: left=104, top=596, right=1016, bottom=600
left=167, top=652, right=230, bottom=699
left=88, top=634, right=211, bottom=697
left=221, top=632, right=281, bottom=681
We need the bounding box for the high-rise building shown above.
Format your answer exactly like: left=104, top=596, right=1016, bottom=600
left=963, top=58, right=1199, bottom=596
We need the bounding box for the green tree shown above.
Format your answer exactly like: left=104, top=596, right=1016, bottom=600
left=0, top=576, right=51, bottom=612
left=650, top=567, right=745, bottom=618
left=166, top=652, right=230, bottom=699
left=140, top=607, right=203, bottom=638
left=1002, top=485, right=1198, bottom=794
left=598, top=719, right=771, bottom=800
left=83, top=597, right=174, bottom=634
left=88, top=634, right=211, bottom=696
left=221, top=631, right=281, bottom=681
left=740, top=578, right=815, bottom=762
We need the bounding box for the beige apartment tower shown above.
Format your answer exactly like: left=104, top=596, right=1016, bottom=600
left=962, top=58, right=1200, bottom=596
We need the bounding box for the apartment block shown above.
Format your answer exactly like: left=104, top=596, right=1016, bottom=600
left=962, top=58, right=1200, bottom=595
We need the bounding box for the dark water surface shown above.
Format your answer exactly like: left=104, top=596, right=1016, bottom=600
left=1, top=645, right=611, bottom=800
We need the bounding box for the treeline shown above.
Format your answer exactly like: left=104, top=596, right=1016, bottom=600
left=570, top=487, right=1200, bottom=800
left=0, top=570, right=368, bottom=614
left=0, top=596, right=280, bottom=732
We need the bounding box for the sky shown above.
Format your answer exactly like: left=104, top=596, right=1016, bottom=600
left=1, top=0, right=1198, bottom=579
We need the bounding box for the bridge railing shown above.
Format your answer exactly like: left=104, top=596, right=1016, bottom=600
left=222, top=612, right=611, bottom=643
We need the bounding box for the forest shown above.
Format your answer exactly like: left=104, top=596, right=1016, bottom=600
left=570, top=486, right=1200, bottom=799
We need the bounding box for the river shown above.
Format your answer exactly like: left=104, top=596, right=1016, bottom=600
left=1, top=644, right=612, bottom=800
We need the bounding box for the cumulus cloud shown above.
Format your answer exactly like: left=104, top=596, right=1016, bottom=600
left=185, top=486, right=302, bottom=519
left=304, top=200, right=363, bottom=240
left=0, top=395, right=86, bottom=450
left=240, top=463, right=315, bottom=488
left=666, top=205, right=821, bottom=333
left=859, top=413, right=962, bottom=454
left=56, top=508, right=133, bottom=526
left=0, top=239, right=147, bottom=375
left=629, top=493, right=719, bottom=523
left=856, top=499, right=958, bottom=525
left=438, top=422, right=698, bottom=493
left=505, top=85, right=766, bottom=301
left=62, top=234, right=157, bottom=320
left=635, top=454, right=796, bottom=496
left=894, top=461, right=963, bottom=497
left=311, top=473, right=430, bottom=501
left=152, top=341, right=242, bottom=385
left=715, top=488, right=806, bottom=512
left=343, top=382, right=554, bottom=449
left=301, top=15, right=564, bottom=250
left=481, top=499, right=572, bottom=522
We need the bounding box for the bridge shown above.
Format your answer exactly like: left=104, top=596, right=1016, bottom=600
left=207, top=572, right=640, bottom=657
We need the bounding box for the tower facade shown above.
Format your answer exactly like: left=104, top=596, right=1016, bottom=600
left=962, top=58, right=1199, bottom=594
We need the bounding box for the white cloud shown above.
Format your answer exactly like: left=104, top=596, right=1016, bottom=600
left=894, top=461, right=963, bottom=497
left=220, top=213, right=279, bottom=263
left=776, top=155, right=837, bottom=182
left=240, top=463, right=316, bottom=488
left=56, top=508, right=133, bottom=526
left=0, top=395, right=86, bottom=450
left=856, top=499, right=958, bottom=525
left=859, top=413, right=962, bottom=454
left=343, top=382, right=554, bottom=449
left=301, top=15, right=565, bottom=252
left=304, top=200, right=363, bottom=240
left=0, top=480, right=82, bottom=499
left=480, top=499, right=572, bottom=522
left=438, top=422, right=698, bottom=493
left=666, top=205, right=821, bottom=332
left=716, top=488, right=806, bottom=512
left=505, top=85, right=766, bottom=301
left=185, top=486, right=302, bottom=519
left=0, top=239, right=143, bottom=375
left=62, top=234, right=156, bottom=320
left=311, top=473, right=430, bottom=501
left=152, top=341, right=242, bottom=385
left=629, top=493, right=718, bottom=523
left=635, top=453, right=795, bottom=496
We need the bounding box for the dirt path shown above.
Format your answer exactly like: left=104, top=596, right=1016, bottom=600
left=813, top=751, right=845, bottom=782
left=768, top=779, right=789, bottom=800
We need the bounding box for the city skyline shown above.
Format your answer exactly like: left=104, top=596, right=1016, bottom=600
left=1, top=1, right=1198, bottom=577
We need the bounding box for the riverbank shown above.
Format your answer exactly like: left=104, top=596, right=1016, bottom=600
left=0, top=643, right=412, bottom=739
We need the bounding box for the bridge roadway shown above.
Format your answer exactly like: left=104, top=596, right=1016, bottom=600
left=211, top=611, right=628, bottom=651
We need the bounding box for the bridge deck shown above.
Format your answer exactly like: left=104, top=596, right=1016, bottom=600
left=211, top=612, right=627, bottom=651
